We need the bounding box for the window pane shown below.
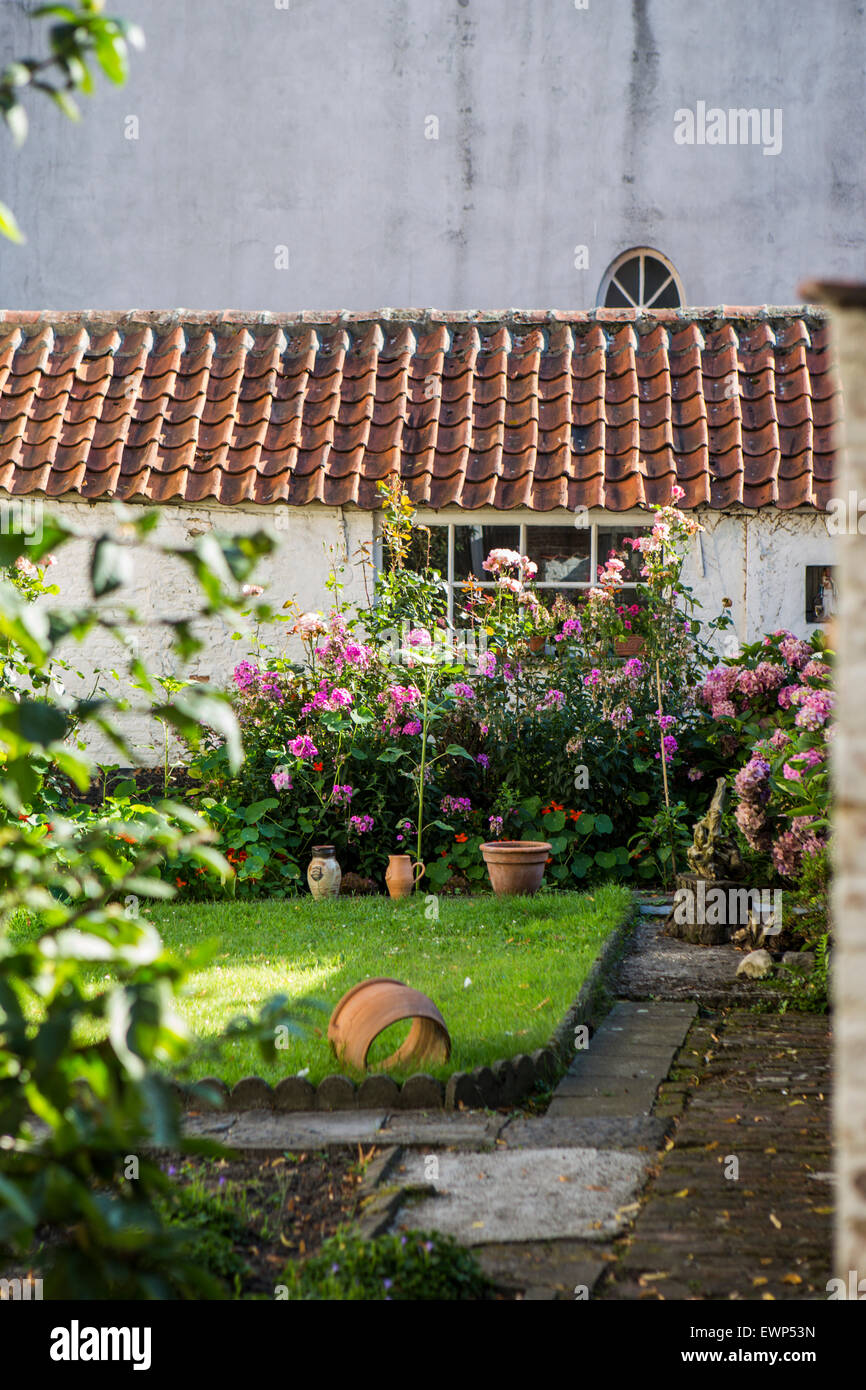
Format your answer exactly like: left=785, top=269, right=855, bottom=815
left=454, top=525, right=520, bottom=581
left=598, top=526, right=648, bottom=583
left=616, top=257, right=641, bottom=302
left=525, top=526, right=591, bottom=584
left=643, top=256, right=669, bottom=300
left=653, top=279, right=681, bottom=308
left=605, top=278, right=632, bottom=308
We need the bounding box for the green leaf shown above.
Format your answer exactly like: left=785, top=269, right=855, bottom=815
left=0, top=198, right=25, bottom=244
left=154, top=691, right=242, bottom=773
left=91, top=535, right=133, bottom=597
left=594, top=813, right=613, bottom=834
left=94, top=33, right=128, bottom=85
left=15, top=700, right=68, bottom=746
left=543, top=810, right=566, bottom=833
left=3, top=103, right=28, bottom=147
left=376, top=747, right=407, bottom=764
left=51, top=89, right=80, bottom=122
left=444, top=743, right=475, bottom=761
left=1, top=62, right=34, bottom=89
left=244, top=798, right=279, bottom=824
left=594, top=849, right=617, bottom=869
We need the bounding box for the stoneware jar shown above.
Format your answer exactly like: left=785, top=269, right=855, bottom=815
left=385, top=853, right=425, bottom=899
left=307, top=844, right=342, bottom=899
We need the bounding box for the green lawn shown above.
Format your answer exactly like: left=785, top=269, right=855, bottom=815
left=144, top=885, right=632, bottom=1085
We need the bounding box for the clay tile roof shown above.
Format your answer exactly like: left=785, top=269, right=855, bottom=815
left=0, top=307, right=838, bottom=512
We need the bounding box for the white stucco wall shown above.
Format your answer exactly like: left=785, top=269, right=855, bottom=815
left=682, top=508, right=835, bottom=647
left=29, top=499, right=832, bottom=764
left=38, top=499, right=375, bottom=764
left=0, top=0, right=863, bottom=310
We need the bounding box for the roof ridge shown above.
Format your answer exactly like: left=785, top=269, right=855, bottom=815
left=0, top=305, right=830, bottom=330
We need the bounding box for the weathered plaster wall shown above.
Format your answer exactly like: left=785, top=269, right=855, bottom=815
left=681, top=509, right=834, bottom=648
left=0, top=0, right=863, bottom=310
left=44, top=500, right=374, bottom=762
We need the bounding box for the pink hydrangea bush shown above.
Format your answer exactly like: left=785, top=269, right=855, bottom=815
left=699, top=629, right=833, bottom=879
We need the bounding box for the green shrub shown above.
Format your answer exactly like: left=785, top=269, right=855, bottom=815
left=281, top=1227, right=494, bottom=1301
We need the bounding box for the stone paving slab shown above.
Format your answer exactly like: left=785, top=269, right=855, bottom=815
left=377, top=1112, right=505, bottom=1148
left=500, top=1114, right=669, bottom=1152
left=615, top=917, right=778, bottom=1003
left=547, top=998, right=696, bottom=1119
left=475, top=1240, right=608, bottom=1299
left=390, top=1147, right=649, bottom=1245
left=182, top=1107, right=508, bottom=1151
left=183, top=1109, right=389, bottom=1148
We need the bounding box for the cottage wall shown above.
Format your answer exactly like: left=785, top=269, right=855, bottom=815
left=36, top=499, right=831, bottom=764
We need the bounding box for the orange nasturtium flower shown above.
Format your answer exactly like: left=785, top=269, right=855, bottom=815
left=454, top=832, right=468, bottom=843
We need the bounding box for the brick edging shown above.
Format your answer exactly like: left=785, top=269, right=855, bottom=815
left=180, top=899, right=637, bottom=1114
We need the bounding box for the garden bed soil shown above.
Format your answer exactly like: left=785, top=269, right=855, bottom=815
left=168, top=1147, right=364, bottom=1297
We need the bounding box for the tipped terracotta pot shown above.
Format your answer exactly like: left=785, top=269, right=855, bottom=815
left=480, top=840, right=552, bottom=896
left=385, top=853, right=424, bottom=898
left=328, top=976, right=451, bottom=1070
left=529, top=634, right=547, bottom=653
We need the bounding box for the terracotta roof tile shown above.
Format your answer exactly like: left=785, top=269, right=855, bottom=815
left=0, top=309, right=839, bottom=511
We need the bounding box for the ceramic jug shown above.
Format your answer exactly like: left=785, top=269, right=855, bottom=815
left=385, top=853, right=424, bottom=899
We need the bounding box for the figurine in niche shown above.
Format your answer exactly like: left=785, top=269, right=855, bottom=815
left=815, top=567, right=836, bottom=621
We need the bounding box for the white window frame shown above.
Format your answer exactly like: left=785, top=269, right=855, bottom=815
left=374, top=508, right=651, bottom=624
left=597, top=247, right=684, bottom=311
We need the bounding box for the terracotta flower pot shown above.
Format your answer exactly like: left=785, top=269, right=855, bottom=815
left=385, top=853, right=424, bottom=898
left=529, top=634, right=547, bottom=653
left=328, top=976, right=451, bottom=1070
left=306, top=844, right=341, bottom=899
left=480, top=840, right=552, bottom=897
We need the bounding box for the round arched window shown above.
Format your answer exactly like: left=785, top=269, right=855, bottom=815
left=598, top=249, right=684, bottom=310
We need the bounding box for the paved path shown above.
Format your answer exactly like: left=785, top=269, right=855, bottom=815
left=598, top=1011, right=833, bottom=1301
left=185, top=904, right=833, bottom=1300
left=386, top=912, right=832, bottom=1299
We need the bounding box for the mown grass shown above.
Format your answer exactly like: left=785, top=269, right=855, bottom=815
left=146, top=885, right=632, bottom=1084
left=6, top=885, right=632, bottom=1085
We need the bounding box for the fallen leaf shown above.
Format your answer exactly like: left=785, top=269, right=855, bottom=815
left=770, top=1213, right=782, bottom=1230
left=782, top=1274, right=802, bottom=1285
left=674, top=1188, right=690, bottom=1198
left=753, top=1276, right=769, bottom=1286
